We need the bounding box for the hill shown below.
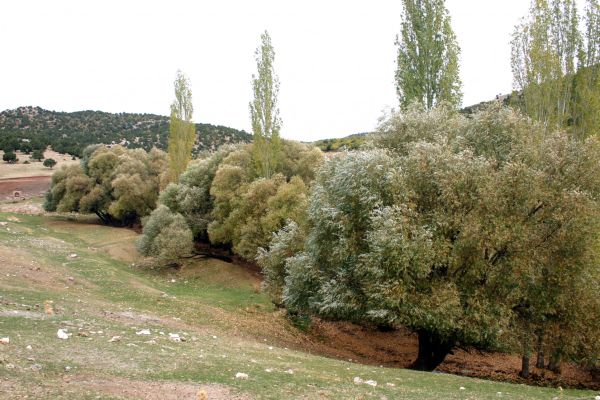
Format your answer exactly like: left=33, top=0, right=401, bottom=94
left=0, top=106, right=252, bottom=157
left=0, top=200, right=597, bottom=398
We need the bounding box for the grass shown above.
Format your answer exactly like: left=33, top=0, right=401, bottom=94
left=0, top=208, right=598, bottom=399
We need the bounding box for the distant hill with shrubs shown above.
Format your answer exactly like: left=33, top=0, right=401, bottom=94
left=0, top=106, right=252, bottom=157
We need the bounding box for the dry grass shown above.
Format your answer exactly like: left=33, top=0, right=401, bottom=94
left=0, top=149, right=78, bottom=179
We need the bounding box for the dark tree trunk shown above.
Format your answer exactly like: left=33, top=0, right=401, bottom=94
left=535, top=332, right=545, bottom=369
left=548, top=349, right=562, bottom=374
left=520, top=354, right=530, bottom=378
left=409, top=330, right=453, bottom=371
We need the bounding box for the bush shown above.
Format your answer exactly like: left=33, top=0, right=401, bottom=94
left=137, top=205, right=193, bottom=264
left=3, top=151, right=18, bottom=163
left=43, top=158, right=57, bottom=169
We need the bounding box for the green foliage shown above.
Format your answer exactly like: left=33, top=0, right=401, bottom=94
left=0, top=106, right=251, bottom=157
left=2, top=150, right=17, bottom=163
left=313, top=133, right=368, bottom=152
left=137, top=205, right=193, bottom=264
left=168, top=70, right=196, bottom=182
left=31, top=148, right=44, bottom=161
left=395, top=0, right=462, bottom=109
left=281, top=105, right=600, bottom=371
left=43, top=158, right=57, bottom=169
left=250, top=31, right=282, bottom=178
left=511, top=0, right=600, bottom=137
left=44, top=145, right=167, bottom=225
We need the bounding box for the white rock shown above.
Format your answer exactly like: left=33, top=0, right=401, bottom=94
left=235, top=372, right=249, bottom=380
left=268, top=346, right=273, bottom=350
left=169, top=333, right=181, bottom=342
left=212, top=335, right=217, bottom=339
left=65, top=366, right=72, bottom=372
left=170, top=279, right=176, bottom=283
left=459, top=387, right=466, bottom=390
left=353, top=377, right=363, bottom=384
left=265, top=368, right=273, bottom=373
left=26, top=345, right=32, bottom=350
left=386, top=383, right=396, bottom=387
left=136, top=329, right=151, bottom=335
left=365, top=380, right=377, bottom=387
left=594, top=396, right=600, bottom=400
left=57, top=329, right=71, bottom=340
left=108, top=336, right=121, bottom=342
left=285, top=369, right=294, bottom=374
left=0, top=337, right=9, bottom=345
left=68, top=253, right=78, bottom=259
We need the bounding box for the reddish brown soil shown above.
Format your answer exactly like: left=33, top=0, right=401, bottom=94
left=301, top=319, right=599, bottom=390
left=0, top=176, right=51, bottom=199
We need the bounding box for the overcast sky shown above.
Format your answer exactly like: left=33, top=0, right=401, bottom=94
left=0, top=1, right=585, bottom=141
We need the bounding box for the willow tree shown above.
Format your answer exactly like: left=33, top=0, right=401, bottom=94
left=395, top=0, right=462, bottom=110
left=168, top=70, right=196, bottom=182
left=250, top=30, right=282, bottom=178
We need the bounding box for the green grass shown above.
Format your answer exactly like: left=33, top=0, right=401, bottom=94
left=0, top=210, right=598, bottom=399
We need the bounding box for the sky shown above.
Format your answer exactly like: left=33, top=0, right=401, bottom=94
left=0, top=1, right=585, bottom=141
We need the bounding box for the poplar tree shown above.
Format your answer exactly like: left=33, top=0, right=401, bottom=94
left=511, top=0, right=582, bottom=130
left=250, top=30, right=282, bottom=179
left=168, top=70, right=196, bottom=182
left=395, top=0, right=462, bottom=110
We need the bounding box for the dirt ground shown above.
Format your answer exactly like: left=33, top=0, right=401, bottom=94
left=303, top=319, right=599, bottom=390
left=0, top=176, right=51, bottom=201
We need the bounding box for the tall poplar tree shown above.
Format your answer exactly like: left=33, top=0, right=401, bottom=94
left=511, top=0, right=582, bottom=130
left=395, top=0, right=462, bottom=110
left=168, top=70, right=196, bottom=182
left=250, top=30, right=282, bottom=179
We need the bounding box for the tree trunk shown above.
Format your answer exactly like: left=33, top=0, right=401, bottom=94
left=548, top=349, right=562, bottom=374
left=409, top=330, right=453, bottom=371
left=520, top=354, right=530, bottom=378
left=535, top=332, right=545, bottom=369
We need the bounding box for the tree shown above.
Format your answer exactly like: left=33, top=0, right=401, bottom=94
left=281, top=105, right=600, bottom=372
left=31, top=149, right=44, bottom=161
left=395, top=0, right=462, bottom=110
left=168, top=70, right=196, bottom=182
left=43, top=158, right=57, bottom=169
left=20, top=142, right=32, bottom=154
left=137, top=205, right=193, bottom=265
left=2, top=150, right=17, bottom=163
left=250, top=30, right=282, bottom=178
left=511, top=0, right=600, bottom=138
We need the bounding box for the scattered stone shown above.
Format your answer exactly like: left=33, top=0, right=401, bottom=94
left=144, top=340, right=157, bottom=345
left=265, top=368, right=273, bottom=373
left=5, top=363, right=15, bottom=370
left=235, top=372, right=249, bottom=380
left=136, top=329, right=151, bottom=335
left=30, top=364, right=42, bottom=371
left=285, top=369, right=294, bottom=374
left=268, top=346, right=273, bottom=350
left=108, top=336, right=121, bottom=343
left=365, top=380, right=377, bottom=387
left=26, top=345, right=32, bottom=350
left=212, top=335, right=217, bottom=339
left=0, top=337, right=9, bottom=345
left=594, top=396, right=600, bottom=400
left=353, top=377, right=363, bottom=384
left=169, top=333, right=181, bottom=342
left=57, top=329, right=70, bottom=340
left=459, top=386, right=466, bottom=390
left=64, top=366, right=72, bottom=372
left=170, top=279, right=176, bottom=283
left=386, top=383, right=396, bottom=387
left=67, top=253, right=78, bottom=259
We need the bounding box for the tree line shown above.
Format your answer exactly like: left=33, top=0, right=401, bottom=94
left=44, top=0, right=600, bottom=382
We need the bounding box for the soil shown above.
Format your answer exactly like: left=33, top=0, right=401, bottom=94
left=301, top=319, right=599, bottom=390
left=0, top=176, right=51, bottom=200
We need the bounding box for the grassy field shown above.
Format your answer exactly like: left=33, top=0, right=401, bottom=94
left=0, top=207, right=598, bottom=399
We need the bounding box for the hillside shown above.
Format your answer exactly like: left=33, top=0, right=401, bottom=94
left=0, top=106, right=252, bottom=157
left=0, top=205, right=597, bottom=399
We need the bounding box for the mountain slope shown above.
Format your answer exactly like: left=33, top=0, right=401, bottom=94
left=0, top=106, right=252, bottom=156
